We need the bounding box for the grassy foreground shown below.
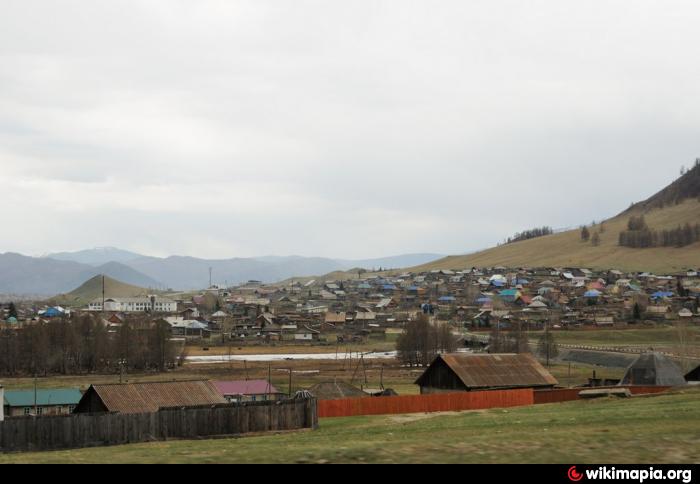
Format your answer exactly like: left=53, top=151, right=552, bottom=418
left=1, top=389, right=698, bottom=464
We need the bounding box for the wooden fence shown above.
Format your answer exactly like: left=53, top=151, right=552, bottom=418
left=318, top=389, right=534, bottom=418
left=0, top=398, right=318, bottom=453
left=534, top=386, right=671, bottom=404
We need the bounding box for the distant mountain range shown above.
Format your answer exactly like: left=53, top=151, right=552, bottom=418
left=0, top=250, right=445, bottom=296
left=0, top=253, right=161, bottom=296
left=47, top=247, right=144, bottom=266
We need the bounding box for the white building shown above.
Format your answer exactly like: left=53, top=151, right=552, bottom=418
left=88, top=296, right=177, bottom=313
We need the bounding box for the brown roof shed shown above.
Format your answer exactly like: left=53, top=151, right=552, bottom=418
left=415, top=353, right=558, bottom=392
left=74, top=380, right=227, bottom=414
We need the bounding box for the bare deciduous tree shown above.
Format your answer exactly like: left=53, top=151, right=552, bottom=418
left=396, top=314, right=459, bottom=366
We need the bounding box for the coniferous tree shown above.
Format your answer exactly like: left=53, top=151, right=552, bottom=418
left=633, top=303, right=642, bottom=321
left=7, top=302, right=18, bottom=319
left=581, top=226, right=591, bottom=241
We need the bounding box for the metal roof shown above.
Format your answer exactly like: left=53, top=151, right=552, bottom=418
left=3, top=388, right=83, bottom=407
left=619, top=352, right=687, bottom=387
left=416, top=353, right=558, bottom=390
left=83, top=381, right=227, bottom=414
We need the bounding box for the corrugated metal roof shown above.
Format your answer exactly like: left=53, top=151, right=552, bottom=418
left=87, top=381, right=227, bottom=414
left=416, top=353, right=558, bottom=390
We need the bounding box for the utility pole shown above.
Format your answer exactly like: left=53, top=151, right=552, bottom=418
left=545, top=321, right=551, bottom=367
left=33, top=372, right=38, bottom=417
left=267, top=364, right=272, bottom=401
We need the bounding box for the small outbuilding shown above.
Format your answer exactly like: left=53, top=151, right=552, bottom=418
left=74, top=381, right=227, bottom=414
left=3, top=388, right=82, bottom=417
left=684, top=365, right=700, bottom=383
left=415, top=353, right=558, bottom=394
left=618, top=352, right=687, bottom=387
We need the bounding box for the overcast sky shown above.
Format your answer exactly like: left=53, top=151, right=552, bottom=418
left=1, top=1, right=699, bottom=259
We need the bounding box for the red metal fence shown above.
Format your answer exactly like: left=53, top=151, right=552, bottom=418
left=318, top=389, right=534, bottom=418
left=318, top=386, right=674, bottom=418
left=534, top=386, right=671, bottom=405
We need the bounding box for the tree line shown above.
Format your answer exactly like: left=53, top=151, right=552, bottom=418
left=0, top=315, right=178, bottom=376
left=618, top=215, right=700, bottom=248
left=505, top=226, right=554, bottom=245
left=396, top=315, right=460, bottom=366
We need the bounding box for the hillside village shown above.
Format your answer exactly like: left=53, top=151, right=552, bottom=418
left=2, top=263, right=700, bottom=455
left=3, top=266, right=700, bottom=343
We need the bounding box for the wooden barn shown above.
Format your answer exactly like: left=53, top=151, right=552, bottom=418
left=686, top=365, right=700, bottom=383
left=74, top=381, right=227, bottom=414
left=415, top=353, right=558, bottom=394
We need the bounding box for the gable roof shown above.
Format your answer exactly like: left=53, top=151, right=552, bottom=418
left=415, top=353, right=558, bottom=390
left=79, top=381, right=227, bottom=414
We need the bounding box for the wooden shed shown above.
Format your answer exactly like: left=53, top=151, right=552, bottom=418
left=74, top=380, right=227, bottom=414
left=415, top=353, right=558, bottom=394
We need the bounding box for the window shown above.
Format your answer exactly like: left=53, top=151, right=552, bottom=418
left=37, top=407, right=44, bottom=416
left=68, top=406, right=75, bottom=413
left=24, top=407, right=31, bottom=415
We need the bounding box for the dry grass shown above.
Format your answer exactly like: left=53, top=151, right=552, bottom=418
left=409, top=199, right=700, bottom=273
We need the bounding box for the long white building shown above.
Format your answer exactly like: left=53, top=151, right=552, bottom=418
left=88, top=297, right=177, bottom=313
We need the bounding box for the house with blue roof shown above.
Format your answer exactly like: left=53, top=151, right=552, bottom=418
left=499, top=289, right=522, bottom=303
left=3, top=388, right=82, bottom=418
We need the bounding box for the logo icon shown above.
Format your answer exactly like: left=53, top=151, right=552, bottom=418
left=568, top=466, right=584, bottom=482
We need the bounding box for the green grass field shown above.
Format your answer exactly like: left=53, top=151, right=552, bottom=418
left=1, top=389, right=698, bottom=464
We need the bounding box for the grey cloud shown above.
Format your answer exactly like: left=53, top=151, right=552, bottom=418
left=1, top=0, right=699, bottom=259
